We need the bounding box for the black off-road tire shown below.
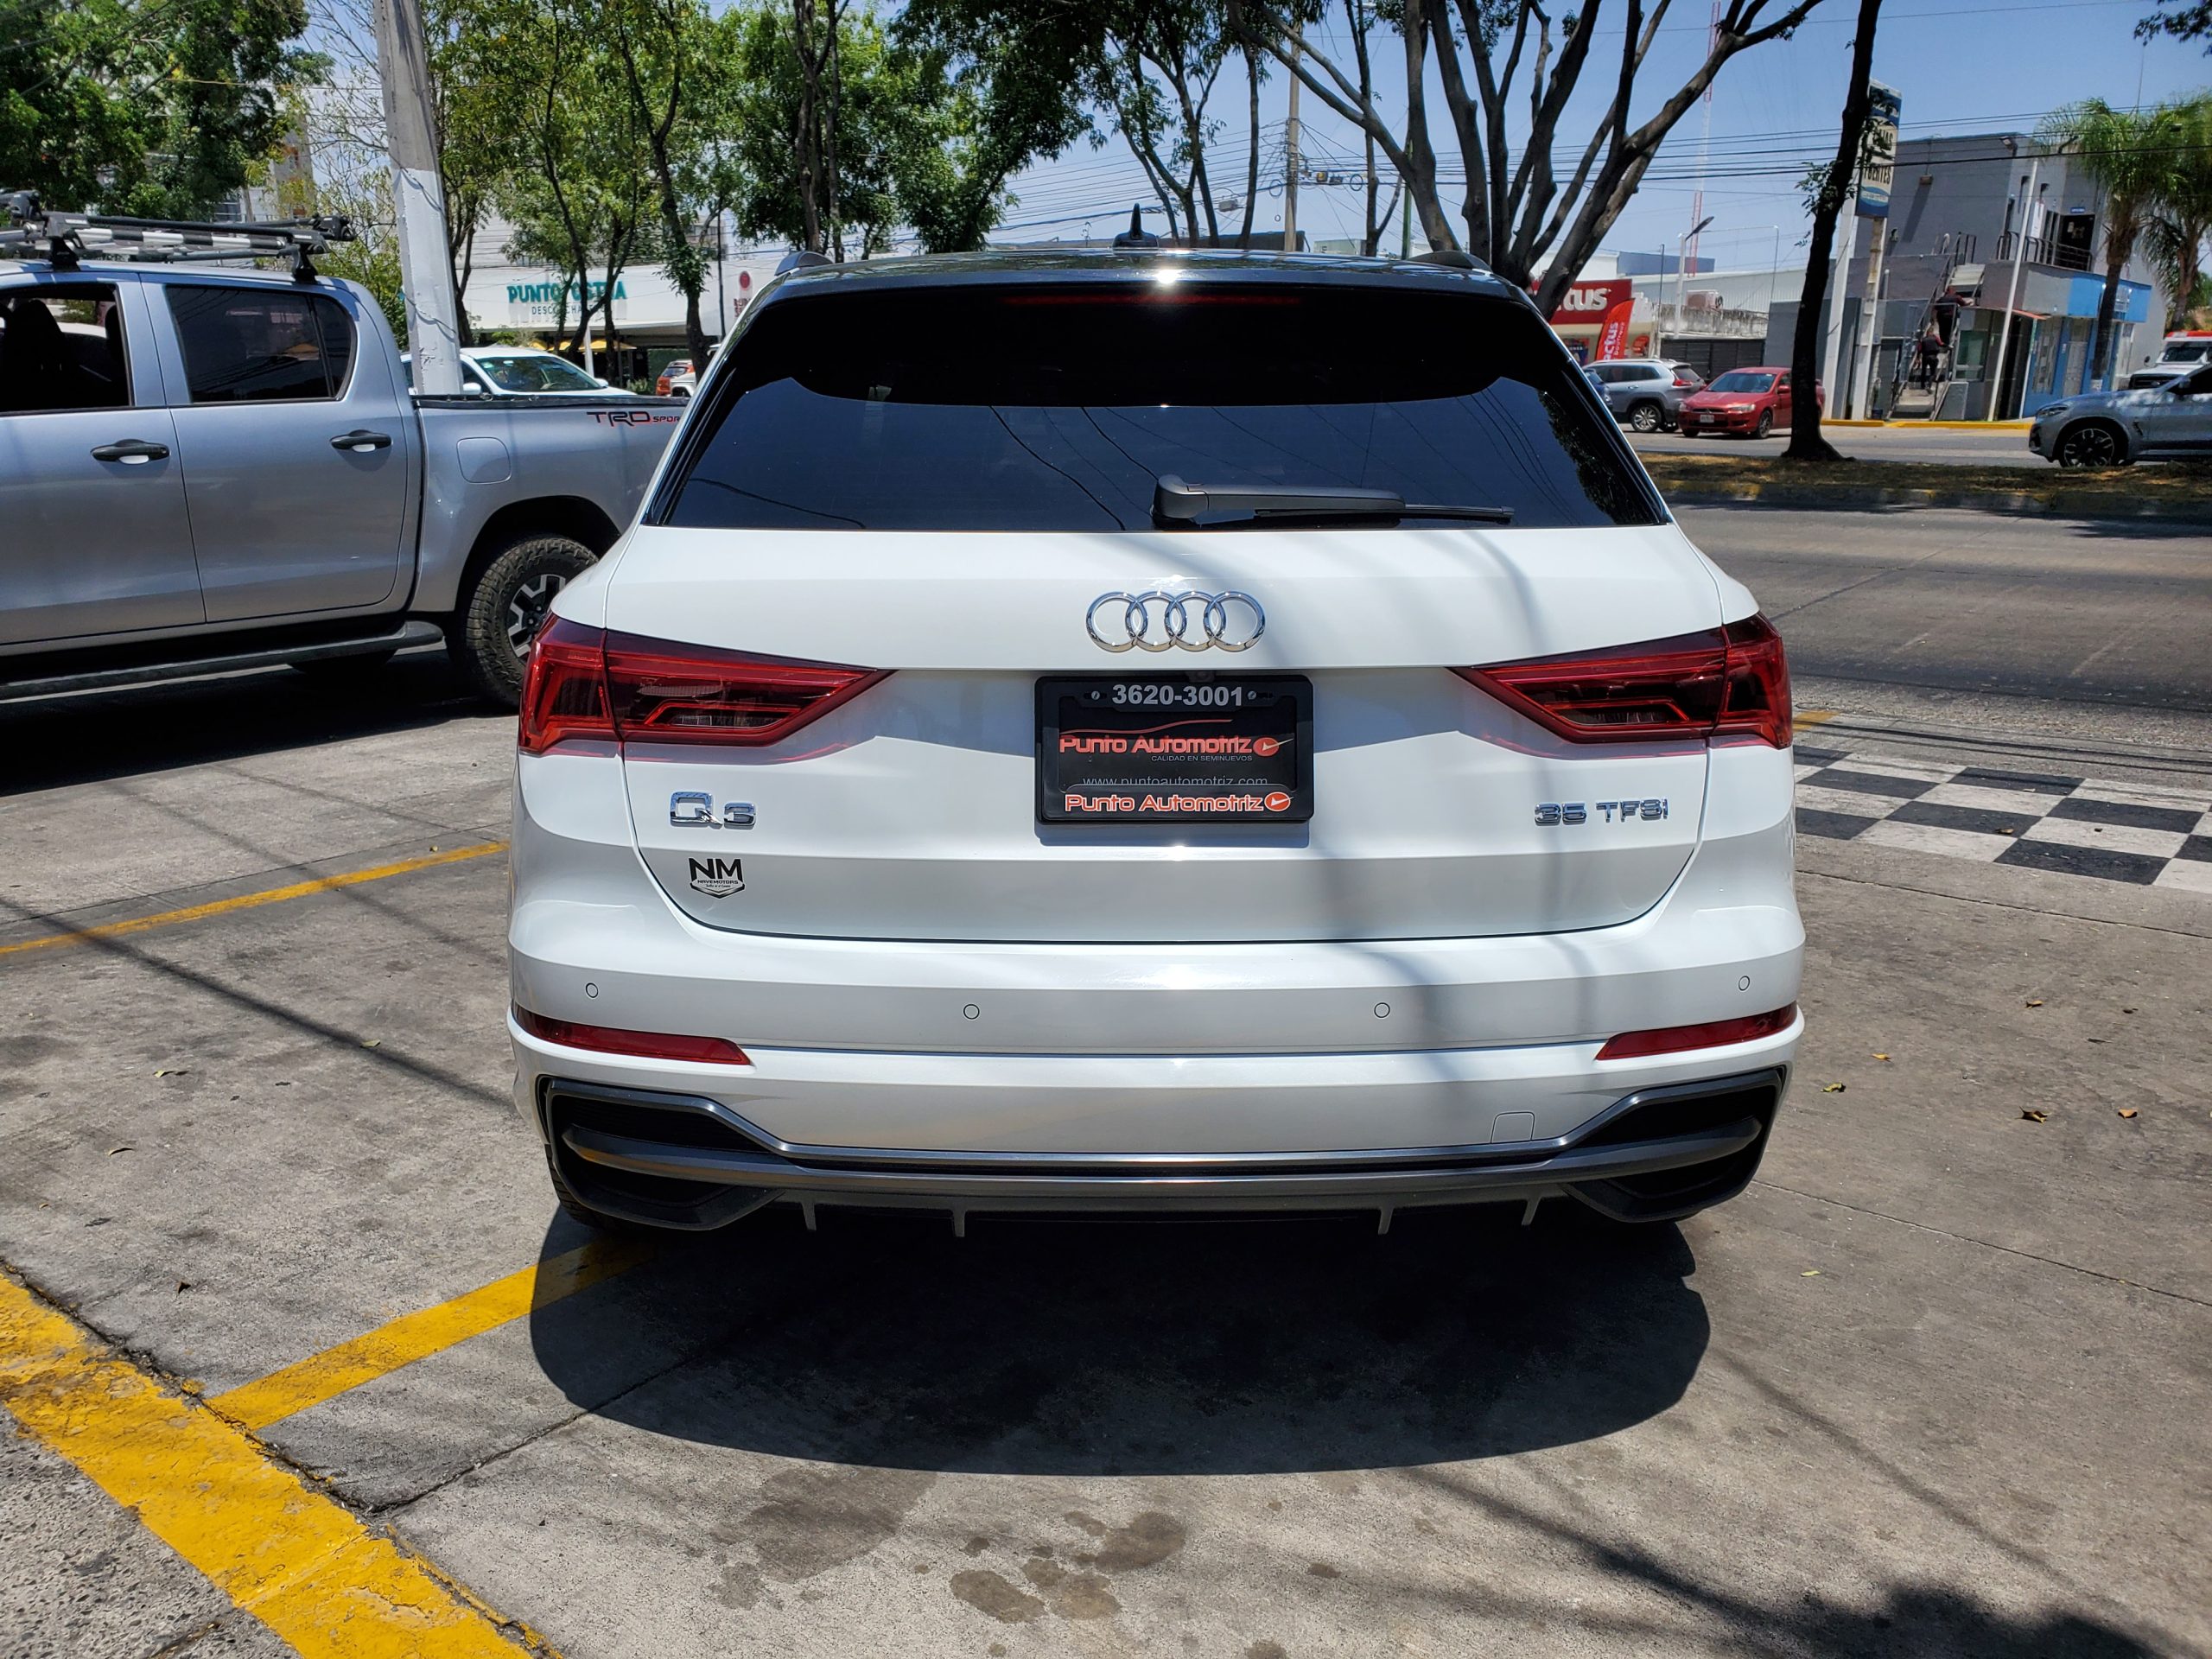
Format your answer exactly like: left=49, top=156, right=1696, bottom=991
left=2054, top=420, right=2128, bottom=469
left=453, top=533, right=596, bottom=706
left=1627, top=400, right=1663, bottom=433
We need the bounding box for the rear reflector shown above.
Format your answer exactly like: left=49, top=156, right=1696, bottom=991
left=513, top=1005, right=750, bottom=1066
left=519, top=618, right=886, bottom=754
left=1596, top=1004, right=1798, bottom=1061
left=1457, top=613, right=1791, bottom=747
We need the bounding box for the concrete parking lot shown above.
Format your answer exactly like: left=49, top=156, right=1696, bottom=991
left=4, top=505, right=2209, bottom=1658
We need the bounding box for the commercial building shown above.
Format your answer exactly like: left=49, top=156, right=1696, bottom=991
left=1772, top=131, right=2172, bottom=419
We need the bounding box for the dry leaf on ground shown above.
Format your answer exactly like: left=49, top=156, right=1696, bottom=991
left=2118, top=1108, right=2139, bottom=1119
left=2021, top=1109, right=2049, bottom=1122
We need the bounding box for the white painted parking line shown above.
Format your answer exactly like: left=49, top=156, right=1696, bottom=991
left=2153, top=860, right=2212, bottom=893
left=1793, top=785, right=1891, bottom=820
left=1919, top=781, right=2067, bottom=815
left=2020, top=818, right=2190, bottom=859
left=1857, top=819, right=2013, bottom=861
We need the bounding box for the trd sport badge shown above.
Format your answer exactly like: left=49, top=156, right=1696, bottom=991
left=688, top=856, right=745, bottom=897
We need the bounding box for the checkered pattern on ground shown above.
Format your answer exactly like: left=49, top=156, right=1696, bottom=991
left=1793, top=745, right=2212, bottom=893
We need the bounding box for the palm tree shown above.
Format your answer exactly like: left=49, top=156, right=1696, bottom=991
left=2037, top=99, right=2180, bottom=385
left=2144, top=93, right=2212, bottom=328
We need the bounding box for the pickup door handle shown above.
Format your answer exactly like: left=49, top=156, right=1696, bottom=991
left=330, top=429, right=392, bottom=453
left=90, top=438, right=170, bottom=464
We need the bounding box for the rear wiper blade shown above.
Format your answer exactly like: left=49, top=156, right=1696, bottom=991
left=1153, top=474, right=1514, bottom=527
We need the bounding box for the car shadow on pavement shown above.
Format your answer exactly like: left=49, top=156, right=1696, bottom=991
left=0, top=653, right=490, bottom=793
left=526, top=1200, right=1708, bottom=1477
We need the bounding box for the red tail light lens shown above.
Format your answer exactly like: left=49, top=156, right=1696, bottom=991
left=1457, top=614, right=1790, bottom=748
left=519, top=620, right=886, bottom=754
left=513, top=1005, right=750, bottom=1065
left=519, top=617, right=614, bottom=753
left=1596, top=1004, right=1798, bottom=1061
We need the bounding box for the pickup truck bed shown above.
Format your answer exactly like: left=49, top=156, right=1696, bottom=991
left=0, top=257, right=683, bottom=704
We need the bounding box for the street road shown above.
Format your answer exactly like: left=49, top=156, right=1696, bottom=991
left=1680, top=505, right=2212, bottom=751
left=3, top=504, right=2209, bottom=1659
left=1638, top=420, right=2042, bottom=467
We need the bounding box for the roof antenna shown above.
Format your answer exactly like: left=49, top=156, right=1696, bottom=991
left=1112, top=203, right=1160, bottom=250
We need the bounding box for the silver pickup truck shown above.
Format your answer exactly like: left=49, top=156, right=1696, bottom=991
left=0, top=251, right=680, bottom=703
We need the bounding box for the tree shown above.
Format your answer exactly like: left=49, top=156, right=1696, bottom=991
left=2137, top=3, right=2212, bottom=48
left=1227, top=0, right=1823, bottom=311
left=2039, top=99, right=2179, bottom=387
left=1090, top=2, right=1234, bottom=242
left=604, top=0, right=735, bottom=367
left=727, top=3, right=923, bottom=257
left=497, top=0, right=652, bottom=363
left=1783, top=0, right=1880, bottom=462
left=2143, top=93, right=2212, bottom=328
left=1341, top=0, right=1402, bottom=255
left=0, top=0, right=318, bottom=216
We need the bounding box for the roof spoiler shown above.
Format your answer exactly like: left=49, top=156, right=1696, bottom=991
left=0, top=191, right=353, bottom=280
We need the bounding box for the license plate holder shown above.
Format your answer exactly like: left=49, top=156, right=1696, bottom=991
left=1037, top=675, right=1313, bottom=823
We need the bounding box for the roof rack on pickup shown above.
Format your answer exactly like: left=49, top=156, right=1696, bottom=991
left=1, top=190, right=354, bottom=281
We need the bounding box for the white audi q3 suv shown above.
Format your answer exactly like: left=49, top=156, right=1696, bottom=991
left=507, top=250, right=1803, bottom=1234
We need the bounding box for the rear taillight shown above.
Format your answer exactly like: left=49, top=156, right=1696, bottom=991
left=514, top=1005, right=750, bottom=1065
left=1596, top=1004, right=1797, bottom=1060
left=518, top=619, right=886, bottom=755
left=1457, top=614, right=1790, bottom=748
left=1673, top=375, right=1694, bottom=387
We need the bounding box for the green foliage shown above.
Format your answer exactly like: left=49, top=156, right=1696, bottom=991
left=2137, top=3, right=2212, bottom=48
left=725, top=4, right=932, bottom=257
left=0, top=0, right=319, bottom=215
left=892, top=3, right=1095, bottom=251
left=2140, top=92, right=2212, bottom=317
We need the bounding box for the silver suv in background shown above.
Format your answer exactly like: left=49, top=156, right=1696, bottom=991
left=2028, top=363, right=2212, bottom=467
left=1585, top=359, right=1704, bottom=431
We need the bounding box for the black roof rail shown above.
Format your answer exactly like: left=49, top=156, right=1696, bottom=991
left=0, top=191, right=353, bottom=280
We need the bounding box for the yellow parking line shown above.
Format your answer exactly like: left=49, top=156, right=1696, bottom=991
left=212, top=1238, right=652, bottom=1431
left=0, top=841, right=508, bottom=961
left=1794, top=709, right=1839, bottom=731
left=0, top=1270, right=547, bottom=1657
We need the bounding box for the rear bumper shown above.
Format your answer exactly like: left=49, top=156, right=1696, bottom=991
left=509, top=740, right=1802, bottom=1186
left=537, top=1067, right=1790, bottom=1230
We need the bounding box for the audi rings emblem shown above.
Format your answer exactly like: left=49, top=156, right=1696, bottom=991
left=1086, top=589, right=1266, bottom=653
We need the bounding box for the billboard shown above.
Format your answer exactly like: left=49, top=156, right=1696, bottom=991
left=1857, top=81, right=1903, bottom=219
left=1550, top=278, right=1639, bottom=361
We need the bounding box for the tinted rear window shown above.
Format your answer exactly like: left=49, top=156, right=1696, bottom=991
left=662, top=284, right=1656, bottom=531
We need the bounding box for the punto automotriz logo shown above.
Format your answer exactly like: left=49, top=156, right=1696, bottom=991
left=687, top=856, right=744, bottom=897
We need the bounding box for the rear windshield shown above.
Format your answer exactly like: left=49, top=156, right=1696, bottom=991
left=660, top=283, right=1656, bottom=531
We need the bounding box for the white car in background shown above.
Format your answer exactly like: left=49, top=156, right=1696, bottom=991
left=507, top=251, right=1804, bottom=1237
left=404, top=346, right=639, bottom=398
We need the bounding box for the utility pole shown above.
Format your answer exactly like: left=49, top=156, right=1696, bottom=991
left=373, top=0, right=461, bottom=394
left=1986, top=156, right=2041, bottom=422
left=1821, top=195, right=1858, bottom=404
left=1849, top=226, right=1888, bottom=417
left=1281, top=30, right=1301, bottom=253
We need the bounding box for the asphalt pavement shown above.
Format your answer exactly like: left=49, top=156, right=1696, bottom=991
left=3, top=503, right=2209, bottom=1659
left=1637, top=420, right=2043, bottom=467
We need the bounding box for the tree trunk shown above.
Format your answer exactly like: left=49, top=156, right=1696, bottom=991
left=1785, top=0, right=1883, bottom=462
left=2090, top=245, right=2126, bottom=390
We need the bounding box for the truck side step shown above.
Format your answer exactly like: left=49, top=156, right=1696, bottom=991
left=0, top=620, right=444, bottom=703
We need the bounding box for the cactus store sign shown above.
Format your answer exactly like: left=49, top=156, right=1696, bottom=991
left=506, top=276, right=628, bottom=327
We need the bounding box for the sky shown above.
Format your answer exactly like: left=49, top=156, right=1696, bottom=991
left=990, top=0, right=2212, bottom=276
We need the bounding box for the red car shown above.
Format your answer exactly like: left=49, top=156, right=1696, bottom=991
left=1679, top=366, right=1822, bottom=438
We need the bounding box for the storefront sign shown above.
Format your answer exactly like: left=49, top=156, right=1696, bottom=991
left=506, top=276, right=630, bottom=327
left=1857, top=82, right=1903, bottom=219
